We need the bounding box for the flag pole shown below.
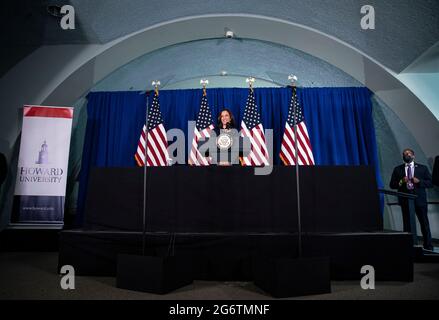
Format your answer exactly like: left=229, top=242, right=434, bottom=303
left=289, top=74, right=302, bottom=258
left=142, top=80, right=160, bottom=256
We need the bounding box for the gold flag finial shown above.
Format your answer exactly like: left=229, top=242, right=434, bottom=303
left=246, top=77, right=255, bottom=92
left=288, top=74, right=298, bottom=88
left=200, top=79, right=209, bottom=96
left=152, top=80, right=161, bottom=95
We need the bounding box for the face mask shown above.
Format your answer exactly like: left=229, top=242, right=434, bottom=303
left=403, top=155, right=413, bottom=163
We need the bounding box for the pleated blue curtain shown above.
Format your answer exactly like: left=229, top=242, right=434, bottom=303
left=77, top=87, right=382, bottom=225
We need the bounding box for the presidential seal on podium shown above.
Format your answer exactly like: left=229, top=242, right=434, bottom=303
left=217, top=131, right=233, bottom=150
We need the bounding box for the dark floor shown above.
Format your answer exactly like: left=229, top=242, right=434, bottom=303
left=0, top=252, right=439, bottom=300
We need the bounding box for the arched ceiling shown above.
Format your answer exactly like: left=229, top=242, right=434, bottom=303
left=35, top=0, right=439, bottom=73
left=93, top=39, right=363, bottom=91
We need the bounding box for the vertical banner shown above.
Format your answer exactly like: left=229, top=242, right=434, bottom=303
left=12, top=105, right=73, bottom=225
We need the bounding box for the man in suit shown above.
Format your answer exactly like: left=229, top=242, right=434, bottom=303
left=390, top=148, right=434, bottom=250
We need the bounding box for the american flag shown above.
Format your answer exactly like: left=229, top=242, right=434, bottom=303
left=240, top=89, right=270, bottom=166
left=280, top=87, right=314, bottom=166
left=189, top=93, right=215, bottom=166
left=135, top=91, right=170, bottom=167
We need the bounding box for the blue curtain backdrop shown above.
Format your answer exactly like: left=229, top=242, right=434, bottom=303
left=77, top=87, right=383, bottom=225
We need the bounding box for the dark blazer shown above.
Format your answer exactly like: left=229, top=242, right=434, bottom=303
left=433, top=156, right=439, bottom=187
left=389, top=163, right=433, bottom=206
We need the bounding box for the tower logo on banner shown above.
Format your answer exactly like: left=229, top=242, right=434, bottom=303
left=36, top=141, right=49, bottom=165
left=13, top=105, right=73, bottom=225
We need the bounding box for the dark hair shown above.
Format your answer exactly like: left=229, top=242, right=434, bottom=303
left=403, top=148, right=415, bottom=155
left=217, top=109, right=236, bottom=129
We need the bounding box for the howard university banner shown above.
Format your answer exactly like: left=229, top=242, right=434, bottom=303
left=12, top=106, right=73, bottom=225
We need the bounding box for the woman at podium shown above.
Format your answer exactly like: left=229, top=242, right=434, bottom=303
left=213, top=109, right=241, bottom=166
left=198, top=109, right=244, bottom=166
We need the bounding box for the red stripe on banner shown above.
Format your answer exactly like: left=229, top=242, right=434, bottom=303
left=24, top=106, right=73, bottom=119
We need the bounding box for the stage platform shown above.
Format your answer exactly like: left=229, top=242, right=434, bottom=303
left=60, top=166, right=413, bottom=283
left=59, top=230, right=413, bottom=281
left=82, top=166, right=383, bottom=233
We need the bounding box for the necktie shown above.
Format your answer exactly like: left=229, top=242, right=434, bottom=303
left=407, top=164, right=414, bottom=190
